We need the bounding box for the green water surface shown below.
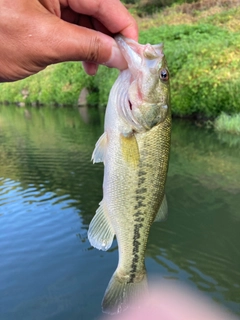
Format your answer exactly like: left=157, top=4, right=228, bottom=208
left=0, top=105, right=239, bottom=319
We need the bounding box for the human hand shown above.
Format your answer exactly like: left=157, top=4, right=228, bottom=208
left=0, top=0, right=138, bottom=82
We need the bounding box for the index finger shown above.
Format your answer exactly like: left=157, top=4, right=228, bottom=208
left=60, top=0, right=138, bottom=41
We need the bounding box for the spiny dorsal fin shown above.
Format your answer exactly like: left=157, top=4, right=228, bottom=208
left=88, top=201, right=115, bottom=251
left=91, top=132, right=107, bottom=164
left=154, top=194, right=168, bottom=222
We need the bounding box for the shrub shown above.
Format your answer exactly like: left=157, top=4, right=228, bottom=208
left=0, top=18, right=239, bottom=119
left=140, top=24, right=240, bottom=117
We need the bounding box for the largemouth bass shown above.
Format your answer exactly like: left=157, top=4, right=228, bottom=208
left=88, top=36, right=171, bottom=314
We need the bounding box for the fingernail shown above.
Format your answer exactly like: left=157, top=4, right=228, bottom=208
left=104, top=43, right=128, bottom=70
left=82, top=61, right=99, bottom=76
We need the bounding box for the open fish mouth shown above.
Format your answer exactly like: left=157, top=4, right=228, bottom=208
left=115, top=36, right=169, bottom=132
left=115, top=35, right=164, bottom=76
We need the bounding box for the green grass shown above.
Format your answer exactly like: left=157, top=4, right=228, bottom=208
left=0, top=0, right=240, bottom=120
left=214, top=113, right=240, bottom=135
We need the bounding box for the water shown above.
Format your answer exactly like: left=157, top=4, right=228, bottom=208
left=0, top=105, right=239, bottom=319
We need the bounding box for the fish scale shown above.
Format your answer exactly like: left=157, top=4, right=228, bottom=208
left=88, top=36, right=171, bottom=314
left=115, top=118, right=171, bottom=278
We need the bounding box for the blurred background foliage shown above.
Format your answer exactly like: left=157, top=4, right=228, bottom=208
left=0, top=0, right=240, bottom=122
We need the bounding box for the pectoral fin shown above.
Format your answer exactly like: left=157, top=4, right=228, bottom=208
left=120, top=134, right=140, bottom=168
left=88, top=201, right=115, bottom=251
left=91, top=132, right=107, bottom=164
left=154, top=194, right=168, bottom=222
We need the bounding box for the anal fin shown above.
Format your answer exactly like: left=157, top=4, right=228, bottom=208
left=154, top=194, right=168, bottom=222
left=88, top=201, right=115, bottom=251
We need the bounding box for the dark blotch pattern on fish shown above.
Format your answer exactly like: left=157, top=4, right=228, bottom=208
left=136, top=187, right=147, bottom=194
left=128, top=168, right=147, bottom=283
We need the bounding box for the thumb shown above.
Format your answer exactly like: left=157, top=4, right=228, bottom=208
left=45, top=18, right=127, bottom=72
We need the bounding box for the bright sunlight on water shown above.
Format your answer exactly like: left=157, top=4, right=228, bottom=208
left=0, top=105, right=240, bottom=319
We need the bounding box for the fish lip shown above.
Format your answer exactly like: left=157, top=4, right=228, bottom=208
left=115, top=35, right=141, bottom=50
left=115, top=35, right=164, bottom=64
left=115, top=35, right=142, bottom=70
left=115, top=35, right=165, bottom=78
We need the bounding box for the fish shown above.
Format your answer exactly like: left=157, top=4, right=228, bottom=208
left=88, top=35, right=171, bottom=314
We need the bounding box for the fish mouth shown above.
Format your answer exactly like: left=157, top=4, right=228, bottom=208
left=115, top=35, right=168, bottom=132
left=115, top=35, right=164, bottom=76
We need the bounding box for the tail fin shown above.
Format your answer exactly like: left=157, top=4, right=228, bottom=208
left=102, top=270, right=148, bottom=315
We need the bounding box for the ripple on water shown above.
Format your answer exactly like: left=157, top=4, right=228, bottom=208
left=1, top=107, right=240, bottom=318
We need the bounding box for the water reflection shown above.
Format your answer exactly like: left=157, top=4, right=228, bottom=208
left=217, top=132, right=240, bottom=148
left=0, top=105, right=239, bottom=319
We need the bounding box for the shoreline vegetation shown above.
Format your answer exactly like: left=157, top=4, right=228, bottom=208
left=214, top=113, right=240, bottom=135
left=0, top=0, right=240, bottom=134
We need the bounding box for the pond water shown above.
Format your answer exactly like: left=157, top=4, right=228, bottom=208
left=0, top=105, right=240, bottom=319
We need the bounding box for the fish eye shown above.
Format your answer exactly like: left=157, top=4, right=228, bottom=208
left=160, top=69, right=169, bottom=81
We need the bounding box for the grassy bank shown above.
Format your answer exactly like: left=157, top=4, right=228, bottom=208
left=214, top=113, right=240, bottom=135
left=0, top=0, right=240, bottom=120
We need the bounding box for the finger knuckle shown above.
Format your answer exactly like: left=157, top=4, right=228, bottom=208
left=87, top=36, right=102, bottom=62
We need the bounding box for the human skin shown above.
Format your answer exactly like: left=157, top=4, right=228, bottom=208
left=0, top=0, right=138, bottom=82
left=102, top=282, right=239, bottom=320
